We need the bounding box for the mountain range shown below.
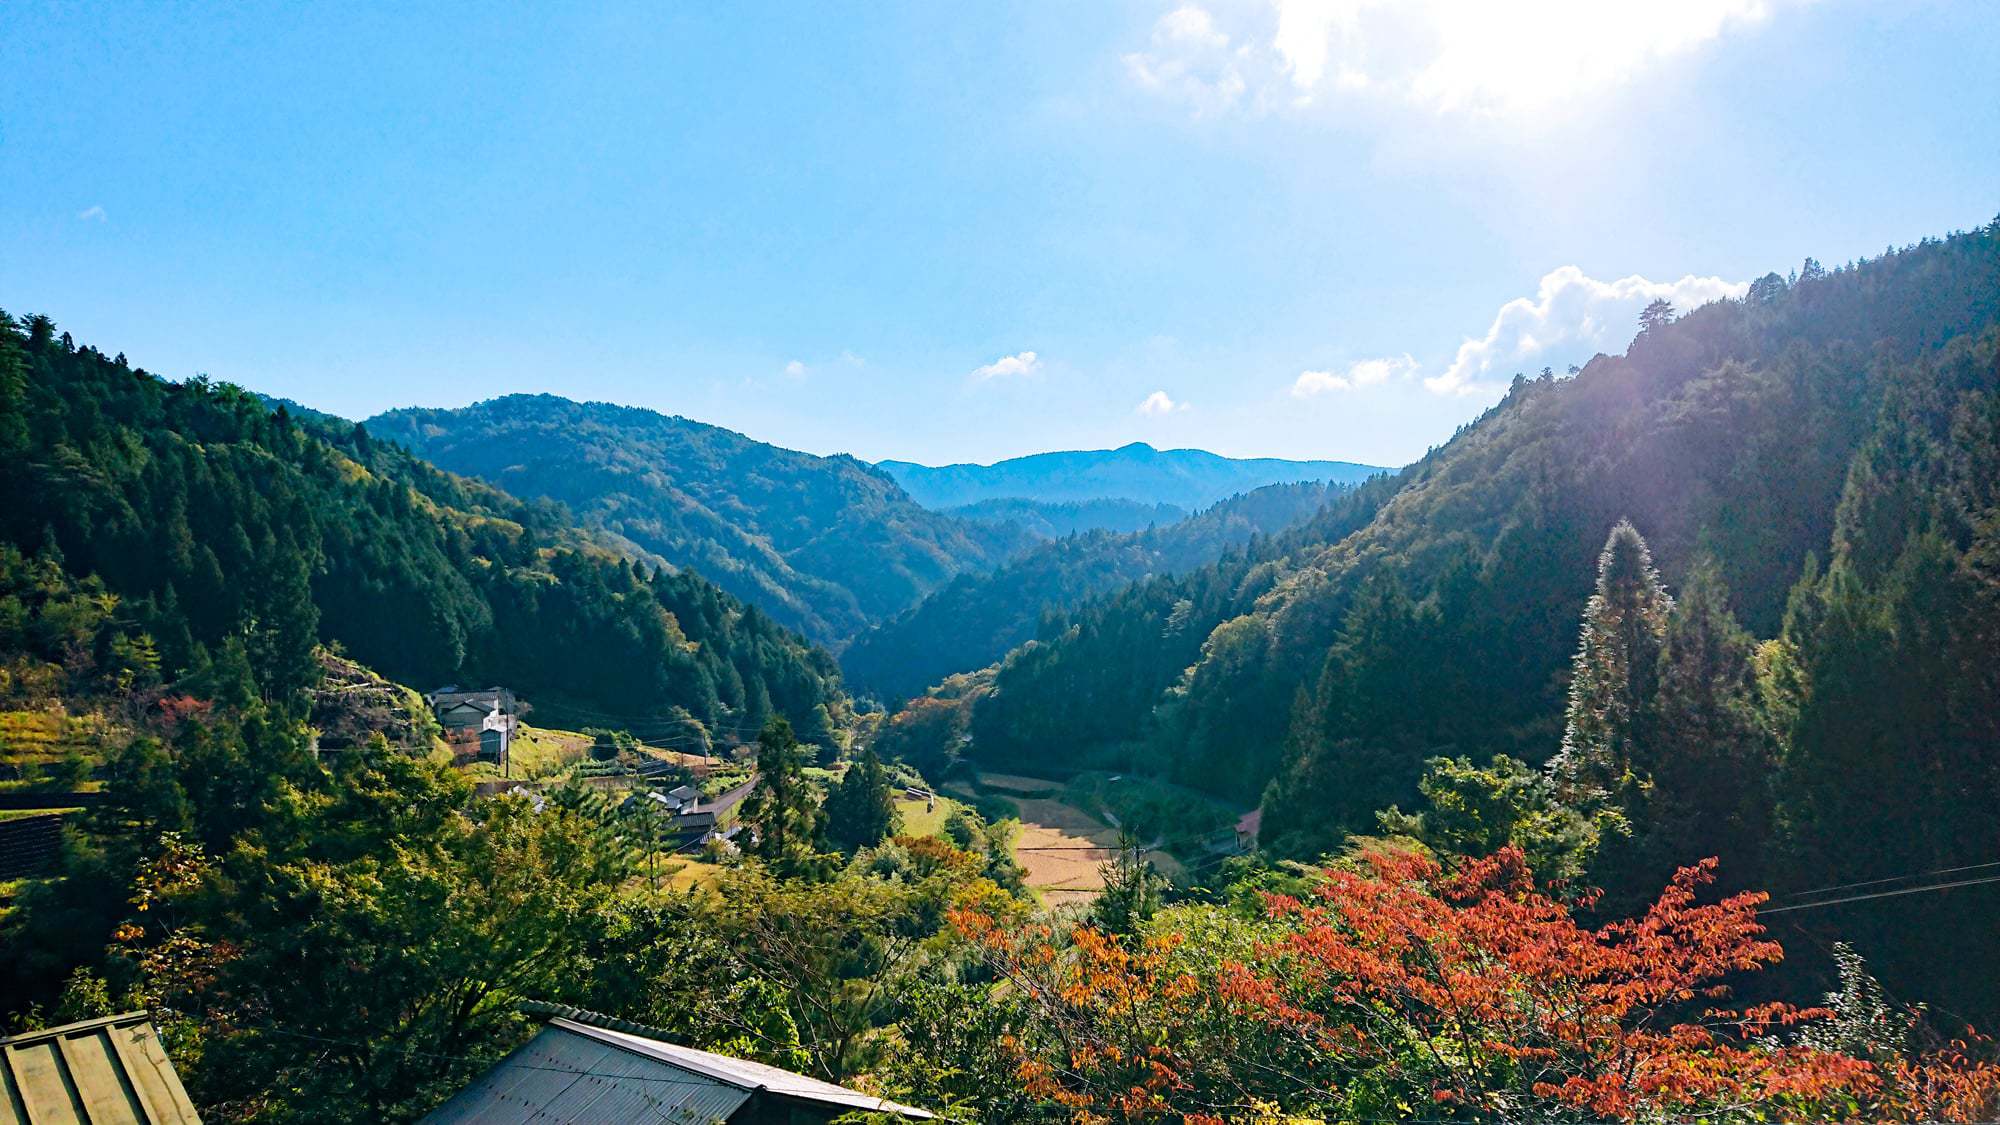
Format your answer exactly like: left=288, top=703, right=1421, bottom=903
left=364, top=395, right=1034, bottom=647
left=361, top=398, right=1383, bottom=650
left=7, top=216, right=2000, bottom=1074
left=841, top=480, right=1357, bottom=701
left=877, top=443, right=1384, bottom=510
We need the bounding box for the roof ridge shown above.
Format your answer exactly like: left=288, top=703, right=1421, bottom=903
left=518, top=1000, right=936, bottom=1119
left=515, top=1000, right=680, bottom=1045
left=0, top=1010, right=151, bottom=1046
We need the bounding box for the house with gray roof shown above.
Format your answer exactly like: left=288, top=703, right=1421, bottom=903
left=421, top=1004, right=931, bottom=1123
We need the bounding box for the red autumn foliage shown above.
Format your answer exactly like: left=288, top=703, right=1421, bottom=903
left=151, top=692, right=214, bottom=731
left=953, top=846, right=2000, bottom=1122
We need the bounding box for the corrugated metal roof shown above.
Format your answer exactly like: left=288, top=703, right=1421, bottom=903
left=424, top=1009, right=935, bottom=1123
left=0, top=1012, right=201, bottom=1125
left=420, top=1027, right=751, bottom=1125
left=548, top=1019, right=934, bottom=1120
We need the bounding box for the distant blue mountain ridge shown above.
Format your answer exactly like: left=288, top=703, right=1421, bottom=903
left=878, top=442, right=1387, bottom=511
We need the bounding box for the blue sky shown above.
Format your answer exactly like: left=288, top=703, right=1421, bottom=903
left=3, top=2, right=1996, bottom=467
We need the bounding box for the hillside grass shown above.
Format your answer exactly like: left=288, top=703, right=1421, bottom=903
left=0, top=806, right=82, bottom=822
left=893, top=794, right=958, bottom=838
left=459, top=725, right=593, bottom=781
left=1061, top=772, right=1240, bottom=856
left=0, top=710, right=119, bottom=780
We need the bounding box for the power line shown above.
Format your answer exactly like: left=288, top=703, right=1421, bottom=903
left=1779, top=859, right=2000, bottom=902
left=1761, top=872, right=2000, bottom=915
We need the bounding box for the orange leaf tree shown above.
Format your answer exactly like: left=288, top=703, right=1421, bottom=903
left=953, top=846, right=1998, bottom=1122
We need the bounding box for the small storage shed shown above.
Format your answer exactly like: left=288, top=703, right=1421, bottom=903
left=0, top=1012, right=202, bottom=1124
left=422, top=1005, right=931, bottom=1124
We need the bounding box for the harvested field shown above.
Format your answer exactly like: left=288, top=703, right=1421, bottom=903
left=1010, top=796, right=1183, bottom=906
left=973, top=771, right=1064, bottom=798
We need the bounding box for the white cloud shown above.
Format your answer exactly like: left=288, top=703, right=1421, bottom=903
left=968, top=350, right=1043, bottom=382
left=1161, top=3, right=1230, bottom=47
left=1292, top=353, right=1416, bottom=396
left=1287, top=270, right=1745, bottom=401
left=1423, top=266, right=1747, bottom=395
left=1128, top=0, right=1799, bottom=117
left=77, top=204, right=106, bottom=221
left=784, top=359, right=808, bottom=378
left=839, top=350, right=866, bottom=368
left=1123, top=4, right=1249, bottom=116
left=1136, top=390, right=1190, bottom=415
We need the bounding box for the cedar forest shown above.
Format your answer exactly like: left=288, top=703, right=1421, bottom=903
left=3, top=218, right=2000, bottom=1122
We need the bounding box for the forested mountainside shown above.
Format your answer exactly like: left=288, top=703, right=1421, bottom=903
left=841, top=480, right=1359, bottom=701
left=945, top=495, right=1190, bottom=537
left=959, top=222, right=2000, bottom=1015
left=366, top=395, right=1032, bottom=646
left=878, top=441, right=1382, bottom=509
left=0, top=319, right=845, bottom=741
left=7, top=240, right=2000, bottom=1124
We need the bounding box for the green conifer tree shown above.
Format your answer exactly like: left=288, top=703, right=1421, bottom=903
left=1090, top=832, right=1165, bottom=936
left=1638, top=558, right=1776, bottom=889
left=741, top=718, right=826, bottom=876
left=823, top=746, right=898, bottom=853
left=1553, top=520, right=1673, bottom=801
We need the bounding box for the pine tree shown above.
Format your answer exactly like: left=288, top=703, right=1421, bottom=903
left=824, top=746, right=898, bottom=852
left=741, top=717, right=826, bottom=876
left=1553, top=521, right=1673, bottom=801
left=1637, top=558, right=1775, bottom=889
left=1089, top=832, right=1165, bottom=935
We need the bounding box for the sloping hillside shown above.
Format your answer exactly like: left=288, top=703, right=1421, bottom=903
left=968, top=225, right=2000, bottom=807
left=879, top=442, right=1383, bottom=510
left=950, top=223, right=2000, bottom=1019
left=841, top=480, right=1365, bottom=701
left=367, top=395, right=1032, bottom=646
left=0, top=319, right=845, bottom=742
left=945, top=496, right=1190, bottom=538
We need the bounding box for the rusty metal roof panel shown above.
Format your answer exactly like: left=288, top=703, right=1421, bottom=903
left=420, top=1026, right=751, bottom=1125
left=0, top=1013, right=201, bottom=1125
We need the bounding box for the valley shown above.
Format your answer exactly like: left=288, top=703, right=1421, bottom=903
left=5, top=217, right=2000, bottom=1124
left=10, top=5, right=1998, bottom=1117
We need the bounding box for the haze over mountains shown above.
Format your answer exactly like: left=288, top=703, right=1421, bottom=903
left=878, top=443, right=1383, bottom=510
left=365, top=395, right=1033, bottom=647
left=841, top=479, right=1357, bottom=701
left=360, top=396, right=1382, bottom=650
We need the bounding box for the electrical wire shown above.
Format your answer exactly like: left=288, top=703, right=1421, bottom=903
left=1777, top=859, right=2000, bottom=902
left=1760, top=872, right=2000, bottom=915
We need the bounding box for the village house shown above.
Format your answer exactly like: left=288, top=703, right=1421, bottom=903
left=620, top=784, right=729, bottom=851
left=427, top=686, right=520, bottom=770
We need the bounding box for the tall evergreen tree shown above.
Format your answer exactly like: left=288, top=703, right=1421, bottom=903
left=741, top=718, right=826, bottom=876
left=824, top=746, right=898, bottom=852
left=1552, top=520, right=1673, bottom=802
left=1633, top=558, right=1776, bottom=890
left=1089, top=832, right=1166, bottom=936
